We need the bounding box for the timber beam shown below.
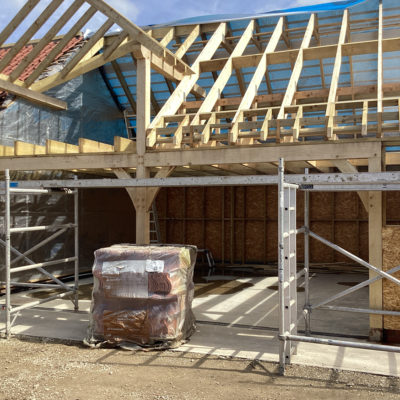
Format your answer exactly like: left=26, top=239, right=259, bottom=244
left=198, top=37, right=400, bottom=73
left=0, top=78, right=67, bottom=110
left=0, top=140, right=382, bottom=171
left=182, top=83, right=400, bottom=110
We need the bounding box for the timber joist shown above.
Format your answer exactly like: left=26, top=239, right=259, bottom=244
left=148, top=97, right=400, bottom=147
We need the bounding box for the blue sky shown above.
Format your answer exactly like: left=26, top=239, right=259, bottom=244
left=1, top=0, right=340, bottom=43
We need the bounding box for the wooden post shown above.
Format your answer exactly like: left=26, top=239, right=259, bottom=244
left=136, top=50, right=151, bottom=245
left=368, top=152, right=383, bottom=341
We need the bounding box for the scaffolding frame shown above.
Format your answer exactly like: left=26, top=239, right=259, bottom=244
left=1, top=169, right=79, bottom=338
left=278, top=158, right=400, bottom=374
left=3, top=164, right=400, bottom=375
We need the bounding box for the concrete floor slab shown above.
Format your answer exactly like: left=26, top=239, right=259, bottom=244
left=0, top=272, right=398, bottom=377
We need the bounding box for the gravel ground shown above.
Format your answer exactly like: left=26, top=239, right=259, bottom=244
left=0, top=338, right=400, bottom=400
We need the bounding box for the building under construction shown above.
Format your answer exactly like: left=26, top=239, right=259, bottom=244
left=1, top=0, right=400, bottom=374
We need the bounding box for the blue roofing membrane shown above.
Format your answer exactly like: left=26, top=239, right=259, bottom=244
left=150, top=0, right=367, bottom=27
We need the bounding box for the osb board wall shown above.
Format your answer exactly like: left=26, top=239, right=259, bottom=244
left=78, top=188, right=400, bottom=268
left=8, top=188, right=399, bottom=281
left=382, top=226, right=400, bottom=330
left=154, top=186, right=384, bottom=265
left=78, top=188, right=136, bottom=269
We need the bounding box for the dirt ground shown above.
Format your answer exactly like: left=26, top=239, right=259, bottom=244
left=0, top=338, right=400, bottom=400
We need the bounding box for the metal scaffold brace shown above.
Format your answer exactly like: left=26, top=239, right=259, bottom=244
left=1, top=169, right=79, bottom=339
left=277, top=158, right=400, bottom=376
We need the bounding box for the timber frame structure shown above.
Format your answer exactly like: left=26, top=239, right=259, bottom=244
left=1, top=0, right=400, bottom=342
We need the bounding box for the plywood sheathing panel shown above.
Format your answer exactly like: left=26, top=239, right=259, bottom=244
left=234, top=187, right=245, bottom=219
left=152, top=189, right=400, bottom=267
left=205, top=187, right=223, bottom=219
left=224, top=220, right=233, bottom=263
left=386, top=192, right=400, bottom=222
left=246, top=221, right=264, bottom=262
left=335, top=192, right=359, bottom=219
left=311, top=192, right=333, bottom=220
left=266, top=221, right=278, bottom=262
left=187, top=187, right=203, bottom=218
left=382, top=226, right=400, bottom=330
left=79, top=188, right=135, bottom=267
left=167, top=219, right=184, bottom=245
left=266, top=186, right=278, bottom=219
left=234, top=220, right=245, bottom=264
left=335, top=222, right=359, bottom=263
left=166, top=187, right=184, bottom=218
left=205, top=221, right=222, bottom=261
left=245, top=187, right=265, bottom=219
left=186, top=220, right=203, bottom=248
left=310, top=221, right=334, bottom=263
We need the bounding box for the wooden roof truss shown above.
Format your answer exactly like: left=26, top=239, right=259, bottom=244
left=0, top=0, right=194, bottom=110
left=142, top=1, right=400, bottom=148
left=0, top=0, right=400, bottom=179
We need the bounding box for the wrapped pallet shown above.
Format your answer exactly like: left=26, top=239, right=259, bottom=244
left=86, top=244, right=197, bottom=347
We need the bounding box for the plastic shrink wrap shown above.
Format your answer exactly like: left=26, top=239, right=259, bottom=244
left=86, top=244, right=197, bottom=347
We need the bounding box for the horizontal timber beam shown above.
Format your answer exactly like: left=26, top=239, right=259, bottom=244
left=0, top=141, right=381, bottom=171
left=199, top=37, right=400, bottom=72
left=0, top=78, right=67, bottom=110
left=144, top=140, right=381, bottom=167
left=0, top=153, right=137, bottom=171
left=183, top=83, right=400, bottom=109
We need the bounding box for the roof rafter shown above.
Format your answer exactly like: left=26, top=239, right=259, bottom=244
left=277, top=14, right=315, bottom=121
left=111, top=59, right=137, bottom=113
left=229, top=17, right=283, bottom=143
left=326, top=9, right=349, bottom=139
left=146, top=22, right=227, bottom=147
left=190, top=20, right=255, bottom=142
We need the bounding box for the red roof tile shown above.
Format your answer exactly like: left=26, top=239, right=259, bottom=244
left=0, top=36, right=84, bottom=82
